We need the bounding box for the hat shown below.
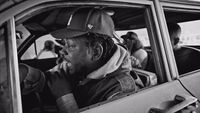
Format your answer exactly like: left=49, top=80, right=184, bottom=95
left=121, top=31, right=138, bottom=40
left=51, top=8, right=115, bottom=39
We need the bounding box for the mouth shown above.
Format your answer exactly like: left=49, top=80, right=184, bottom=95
left=62, top=57, right=71, bottom=67
left=59, top=61, right=72, bottom=73
left=66, top=62, right=72, bottom=67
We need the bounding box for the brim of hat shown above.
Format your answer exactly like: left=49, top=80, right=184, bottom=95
left=121, top=35, right=127, bottom=39
left=51, top=28, right=87, bottom=39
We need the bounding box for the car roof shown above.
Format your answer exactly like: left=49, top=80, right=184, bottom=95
left=1, top=0, right=200, bottom=33
left=1, top=0, right=200, bottom=12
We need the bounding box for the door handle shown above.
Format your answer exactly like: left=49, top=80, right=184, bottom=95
left=149, top=94, right=198, bottom=113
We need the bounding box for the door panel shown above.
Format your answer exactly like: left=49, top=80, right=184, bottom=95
left=80, top=80, right=197, bottom=113
left=179, top=71, right=200, bottom=105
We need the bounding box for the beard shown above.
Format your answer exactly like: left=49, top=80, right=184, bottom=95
left=69, top=64, right=90, bottom=83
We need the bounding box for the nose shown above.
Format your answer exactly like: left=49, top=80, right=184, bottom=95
left=60, top=48, right=68, bottom=56
left=59, top=47, right=70, bottom=62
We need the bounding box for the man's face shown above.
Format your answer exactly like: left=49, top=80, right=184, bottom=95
left=123, top=38, right=134, bottom=53
left=170, top=30, right=181, bottom=50
left=60, top=37, right=92, bottom=80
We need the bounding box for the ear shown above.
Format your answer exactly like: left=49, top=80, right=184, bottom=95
left=92, top=43, right=103, bottom=61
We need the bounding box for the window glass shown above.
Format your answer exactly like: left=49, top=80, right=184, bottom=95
left=116, top=28, right=150, bottom=47
left=164, top=10, right=200, bottom=75
left=115, top=9, right=156, bottom=73
left=21, top=44, right=36, bottom=60
left=0, top=25, right=11, bottom=113
left=35, top=35, right=59, bottom=59
left=179, top=20, right=200, bottom=46
left=21, top=34, right=59, bottom=60
left=16, top=24, right=30, bottom=47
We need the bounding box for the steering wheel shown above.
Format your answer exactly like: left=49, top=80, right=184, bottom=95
left=19, top=63, right=46, bottom=113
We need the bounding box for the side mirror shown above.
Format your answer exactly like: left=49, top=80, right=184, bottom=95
left=16, top=30, right=23, bottom=39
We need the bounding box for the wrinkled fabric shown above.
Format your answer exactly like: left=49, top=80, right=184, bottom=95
left=48, top=45, right=137, bottom=109
left=87, top=45, right=132, bottom=79
left=72, top=45, right=137, bottom=108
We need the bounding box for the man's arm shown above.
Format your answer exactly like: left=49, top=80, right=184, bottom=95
left=46, top=64, right=79, bottom=113
left=56, top=93, right=79, bottom=113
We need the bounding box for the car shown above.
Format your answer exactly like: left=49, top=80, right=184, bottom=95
left=1, top=0, right=200, bottom=113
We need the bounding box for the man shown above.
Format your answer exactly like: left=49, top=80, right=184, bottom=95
left=46, top=8, right=138, bottom=113
left=36, top=40, right=62, bottom=59
left=167, top=23, right=200, bottom=75
left=167, top=23, right=181, bottom=51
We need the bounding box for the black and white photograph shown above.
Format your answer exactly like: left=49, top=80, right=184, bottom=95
left=1, top=0, right=200, bottom=113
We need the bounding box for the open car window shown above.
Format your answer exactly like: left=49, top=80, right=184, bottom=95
left=164, top=6, right=200, bottom=75
left=116, top=28, right=150, bottom=47
left=14, top=3, right=169, bottom=112
left=20, top=34, right=59, bottom=60
left=179, top=20, right=200, bottom=46
left=16, top=24, right=60, bottom=60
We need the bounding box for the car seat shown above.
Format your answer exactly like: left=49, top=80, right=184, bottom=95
left=174, top=46, right=200, bottom=75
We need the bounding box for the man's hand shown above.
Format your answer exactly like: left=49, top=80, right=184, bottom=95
left=130, top=56, right=142, bottom=68
left=46, top=65, right=79, bottom=113
left=46, top=65, right=71, bottom=99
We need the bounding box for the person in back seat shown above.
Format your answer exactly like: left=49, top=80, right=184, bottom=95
left=167, top=23, right=181, bottom=51
left=36, top=40, right=62, bottom=59
left=121, top=31, right=148, bottom=69
left=167, top=22, right=200, bottom=74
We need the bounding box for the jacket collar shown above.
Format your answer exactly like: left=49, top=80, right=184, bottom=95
left=86, top=45, right=131, bottom=79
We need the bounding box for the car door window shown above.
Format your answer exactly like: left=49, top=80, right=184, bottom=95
left=164, top=9, right=200, bottom=75
left=16, top=24, right=60, bottom=60
left=17, top=4, right=166, bottom=110
left=179, top=20, right=200, bottom=46
left=20, top=34, right=59, bottom=60
left=116, top=28, right=150, bottom=69
left=117, top=28, right=150, bottom=47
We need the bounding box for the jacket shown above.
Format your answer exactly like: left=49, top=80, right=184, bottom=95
left=59, top=45, right=137, bottom=108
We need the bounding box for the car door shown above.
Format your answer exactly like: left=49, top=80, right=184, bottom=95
left=161, top=0, right=200, bottom=112
left=0, top=0, right=199, bottom=113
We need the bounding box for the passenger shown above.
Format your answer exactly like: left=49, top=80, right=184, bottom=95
left=167, top=23, right=181, bottom=51
left=36, top=40, right=62, bottom=59
left=167, top=23, right=200, bottom=74
left=46, top=8, right=138, bottom=113
left=121, top=31, right=148, bottom=69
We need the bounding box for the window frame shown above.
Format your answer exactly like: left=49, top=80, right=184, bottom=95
left=4, top=18, right=22, bottom=113
left=0, top=0, right=186, bottom=112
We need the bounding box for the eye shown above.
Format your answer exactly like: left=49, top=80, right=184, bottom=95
left=68, top=44, right=76, bottom=49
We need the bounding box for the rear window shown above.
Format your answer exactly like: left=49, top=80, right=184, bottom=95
left=179, top=20, right=200, bottom=46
